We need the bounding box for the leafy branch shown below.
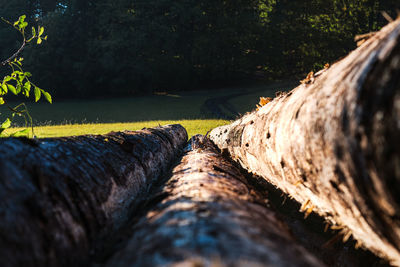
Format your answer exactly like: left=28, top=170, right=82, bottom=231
left=0, top=15, right=51, bottom=138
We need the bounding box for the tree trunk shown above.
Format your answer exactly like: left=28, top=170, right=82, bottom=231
left=104, top=135, right=324, bottom=267
left=0, top=124, right=187, bottom=267
left=210, top=18, right=400, bottom=265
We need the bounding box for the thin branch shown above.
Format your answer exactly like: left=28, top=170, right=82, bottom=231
left=381, top=11, right=394, bottom=23
left=1, top=17, right=27, bottom=66
left=1, top=41, right=26, bottom=66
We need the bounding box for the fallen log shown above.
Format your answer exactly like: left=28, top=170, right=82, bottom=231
left=0, top=124, right=187, bottom=267
left=104, top=135, right=324, bottom=267
left=210, top=18, right=400, bottom=265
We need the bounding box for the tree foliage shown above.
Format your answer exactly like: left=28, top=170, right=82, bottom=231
left=0, top=14, right=51, bottom=136
left=0, top=0, right=397, bottom=97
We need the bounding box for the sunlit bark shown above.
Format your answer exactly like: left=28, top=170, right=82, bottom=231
left=211, top=19, right=400, bottom=266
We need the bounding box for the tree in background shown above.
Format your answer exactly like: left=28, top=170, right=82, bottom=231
left=0, top=0, right=397, bottom=98
left=260, top=0, right=395, bottom=77
left=21, top=0, right=269, bottom=97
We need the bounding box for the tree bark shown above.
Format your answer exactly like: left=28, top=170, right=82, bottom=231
left=104, top=135, right=324, bottom=267
left=210, top=18, right=400, bottom=265
left=0, top=124, right=187, bottom=267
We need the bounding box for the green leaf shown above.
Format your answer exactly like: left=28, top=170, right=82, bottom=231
left=3, top=76, right=12, bottom=83
left=1, top=84, right=7, bottom=94
left=10, top=128, right=30, bottom=138
left=32, top=26, right=36, bottom=36
left=23, top=82, right=31, bottom=97
left=7, top=84, right=17, bottom=95
left=0, top=98, right=4, bottom=105
left=21, top=21, right=28, bottom=29
left=16, top=84, right=22, bottom=94
left=17, top=72, right=25, bottom=83
left=1, top=118, right=11, bottom=129
left=24, top=82, right=31, bottom=92
left=42, top=90, right=52, bottom=104
left=34, top=86, right=41, bottom=102
left=37, top=37, right=42, bottom=44
left=39, top=26, right=44, bottom=36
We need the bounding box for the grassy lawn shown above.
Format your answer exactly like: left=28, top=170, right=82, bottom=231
left=4, top=120, right=229, bottom=138
left=2, top=81, right=295, bottom=138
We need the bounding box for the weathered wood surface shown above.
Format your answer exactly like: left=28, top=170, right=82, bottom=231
left=210, top=18, right=400, bottom=265
left=0, top=124, right=187, bottom=267
left=104, top=135, right=324, bottom=267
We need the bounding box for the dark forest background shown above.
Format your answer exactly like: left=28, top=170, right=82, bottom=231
left=0, top=0, right=397, bottom=98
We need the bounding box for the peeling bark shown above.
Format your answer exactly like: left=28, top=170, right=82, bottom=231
left=104, top=135, right=324, bottom=267
left=210, top=19, right=400, bottom=265
left=0, top=124, right=187, bottom=267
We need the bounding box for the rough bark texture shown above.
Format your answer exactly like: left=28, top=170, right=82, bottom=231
left=104, top=135, right=324, bottom=267
left=0, top=124, right=187, bottom=267
left=210, top=19, right=400, bottom=265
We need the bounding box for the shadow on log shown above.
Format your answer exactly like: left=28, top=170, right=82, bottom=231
left=104, top=135, right=324, bottom=267
left=0, top=124, right=187, bottom=267
left=210, top=18, right=400, bottom=265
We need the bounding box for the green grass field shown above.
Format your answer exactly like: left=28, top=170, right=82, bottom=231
left=3, top=81, right=296, bottom=138
left=5, top=120, right=229, bottom=138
